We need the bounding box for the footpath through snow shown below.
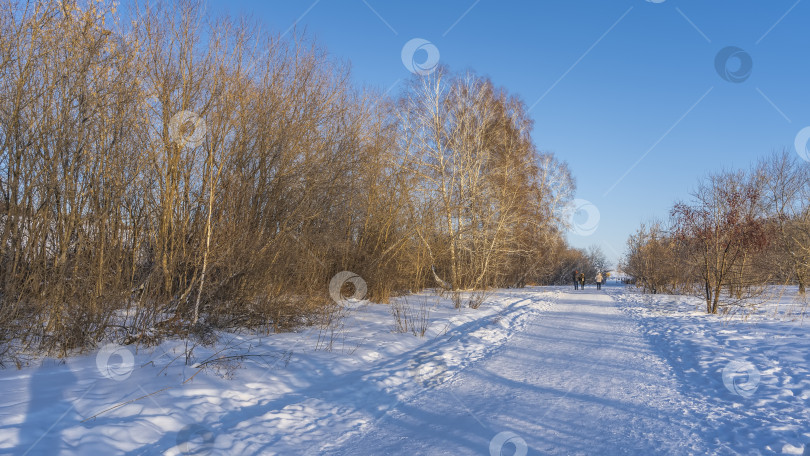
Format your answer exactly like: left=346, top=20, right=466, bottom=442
left=326, top=288, right=709, bottom=455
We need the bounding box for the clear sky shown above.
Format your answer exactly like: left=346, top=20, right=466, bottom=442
left=204, top=0, right=810, bottom=267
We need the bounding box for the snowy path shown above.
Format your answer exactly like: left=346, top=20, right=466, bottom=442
left=327, top=289, right=709, bottom=455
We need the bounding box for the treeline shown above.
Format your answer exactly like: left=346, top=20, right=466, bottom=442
left=621, top=151, right=810, bottom=314
left=0, top=0, right=581, bottom=359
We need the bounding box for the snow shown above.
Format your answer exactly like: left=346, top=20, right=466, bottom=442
left=1, top=285, right=809, bottom=455
left=612, top=286, right=810, bottom=455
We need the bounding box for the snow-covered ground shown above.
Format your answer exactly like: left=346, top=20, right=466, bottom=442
left=611, top=286, right=810, bottom=455
left=1, top=284, right=808, bottom=455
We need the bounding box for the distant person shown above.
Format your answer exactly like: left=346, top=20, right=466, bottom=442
left=579, top=272, right=585, bottom=289
left=573, top=270, right=579, bottom=290
left=595, top=272, right=603, bottom=290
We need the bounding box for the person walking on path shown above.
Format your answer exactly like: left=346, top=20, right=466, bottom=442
left=573, top=270, right=579, bottom=290
left=595, top=272, right=603, bottom=290
left=579, top=272, right=585, bottom=290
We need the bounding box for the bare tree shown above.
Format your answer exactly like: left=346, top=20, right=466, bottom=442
left=671, top=171, right=772, bottom=314
left=621, top=220, right=681, bottom=294
left=758, top=150, right=810, bottom=293
left=398, top=69, right=572, bottom=294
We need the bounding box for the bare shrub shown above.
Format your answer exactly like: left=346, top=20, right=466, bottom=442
left=390, top=296, right=432, bottom=337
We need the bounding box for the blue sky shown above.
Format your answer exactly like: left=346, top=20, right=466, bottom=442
left=205, top=0, right=810, bottom=267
